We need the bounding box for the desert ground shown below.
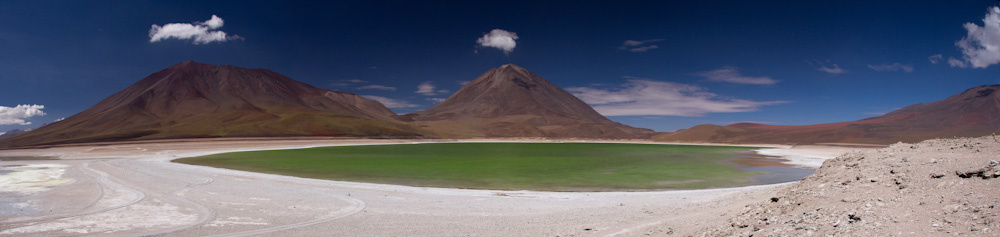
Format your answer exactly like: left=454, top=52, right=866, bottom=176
left=0, top=137, right=995, bottom=236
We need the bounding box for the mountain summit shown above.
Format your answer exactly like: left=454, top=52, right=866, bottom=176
left=407, top=64, right=654, bottom=138
left=1, top=61, right=419, bottom=147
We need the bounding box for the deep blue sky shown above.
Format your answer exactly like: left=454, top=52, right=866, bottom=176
left=2, top=1, right=999, bottom=133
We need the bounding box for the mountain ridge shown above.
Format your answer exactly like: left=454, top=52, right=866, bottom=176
left=654, top=84, right=1000, bottom=144
left=0, top=61, right=422, bottom=148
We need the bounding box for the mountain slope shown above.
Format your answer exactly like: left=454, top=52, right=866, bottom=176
left=654, top=85, right=1000, bottom=144
left=0, top=61, right=421, bottom=148
left=406, top=64, right=655, bottom=138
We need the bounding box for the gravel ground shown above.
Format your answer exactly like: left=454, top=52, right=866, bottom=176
left=701, top=135, right=1000, bottom=236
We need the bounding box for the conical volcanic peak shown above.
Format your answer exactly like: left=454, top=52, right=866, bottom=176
left=0, top=61, right=420, bottom=148
left=408, top=64, right=654, bottom=138
left=414, top=64, right=607, bottom=121
left=655, top=84, right=1000, bottom=144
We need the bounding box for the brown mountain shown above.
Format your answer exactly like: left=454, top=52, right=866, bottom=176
left=0, top=129, right=30, bottom=140
left=405, top=64, right=655, bottom=138
left=654, top=85, right=1000, bottom=144
left=0, top=61, right=421, bottom=148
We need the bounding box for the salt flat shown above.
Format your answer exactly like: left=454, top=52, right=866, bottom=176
left=0, top=138, right=855, bottom=236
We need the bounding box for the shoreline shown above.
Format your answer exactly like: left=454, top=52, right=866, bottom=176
left=0, top=138, right=866, bottom=236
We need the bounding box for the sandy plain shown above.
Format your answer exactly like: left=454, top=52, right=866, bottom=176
left=0, top=138, right=860, bottom=236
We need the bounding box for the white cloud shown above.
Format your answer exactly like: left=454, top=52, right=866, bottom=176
left=618, top=39, right=663, bottom=52
left=458, top=80, right=470, bottom=86
left=0, top=104, right=46, bottom=125
left=867, top=63, right=914, bottom=72
left=476, top=29, right=518, bottom=54
left=566, top=78, right=787, bottom=117
left=362, top=95, right=418, bottom=109
left=54, top=117, right=65, bottom=122
left=357, top=85, right=397, bottom=91
left=415, top=81, right=449, bottom=96
left=427, top=98, right=447, bottom=103
left=817, top=64, right=847, bottom=74
left=149, top=15, right=241, bottom=44
left=330, top=79, right=368, bottom=87
left=695, top=67, right=778, bottom=85
left=949, top=57, right=969, bottom=68
left=0, top=132, right=5, bottom=136
left=928, top=54, right=943, bottom=64
left=954, top=6, right=1000, bottom=68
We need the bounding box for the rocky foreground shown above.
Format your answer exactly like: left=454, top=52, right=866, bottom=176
left=701, top=135, right=1000, bottom=236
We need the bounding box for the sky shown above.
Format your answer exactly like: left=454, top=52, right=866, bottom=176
left=2, top=1, right=1000, bottom=133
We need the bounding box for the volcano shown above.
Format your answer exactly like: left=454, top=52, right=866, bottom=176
left=0, top=61, right=421, bottom=148
left=406, top=64, right=655, bottom=138
left=654, top=85, right=1000, bottom=144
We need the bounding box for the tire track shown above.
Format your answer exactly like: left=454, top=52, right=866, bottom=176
left=144, top=160, right=368, bottom=236
left=0, top=162, right=146, bottom=225
left=91, top=160, right=218, bottom=236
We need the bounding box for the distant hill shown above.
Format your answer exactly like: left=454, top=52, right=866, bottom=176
left=405, top=64, right=655, bottom=138
left=654, top=85, right=1000, bottom=144
left=0, top=129, right=30, bottom=140
left=0, top=61, right=422, bottom=148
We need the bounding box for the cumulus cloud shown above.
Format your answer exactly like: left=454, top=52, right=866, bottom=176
left=954, top=6, right=1000, bottom=68
left=357, top=85, right=397, bottom=91
left=695, top=67, right=778, bottom=85
left=566, top=78, right=787, bottom=117
left=0, top=104, right=46, bottom=125
left=415, top=81, right=449, bottom=96
left=618, top=39, right=663, bottom=52
left=476, top=29, right=518, bottom=54
left=928, top=54, right=943, bottom=64
left=362, top=95, right=418, bottom=109
left=867, top=63, right=914, bottom=72
left=149, top=15, right=241, bottom=44
left=817, top=64, right=847, bottom=74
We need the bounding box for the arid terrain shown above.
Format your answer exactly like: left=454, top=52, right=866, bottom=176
left=0, top=138, right=848, bottom=236
left=2, top=136, right=997, bottom=236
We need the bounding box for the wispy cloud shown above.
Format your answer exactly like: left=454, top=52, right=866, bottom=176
left=954, top=6, right=1000, bottom=68
left=426, top=98, right=447, bottom=103
left=863, top=107, right=900, bottom=116
left=817, top=64, right=847, bottom=74
left=149, top=15, right=241, bottom=44
left=476, top=29, right=518, bottom=55
left=695, top=67, right=778, bottom=85
left=362, top=95, right=418, bottom=109
left=566, top=78, right=787, bottom=116
left=415, top=81, right=449, bottom=96
left=618, top=39, right=663, bottom=52
left=867, top=63, right=914, bottom=72
left=928, top=54, right=943, bottom=64
left=0, top=104, right=46, bottom=125
left=331, top=79, right=396, bottom=91
left=357, top=85, right=397, bottom=91
left=949, top=57, right=969, bottom=68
